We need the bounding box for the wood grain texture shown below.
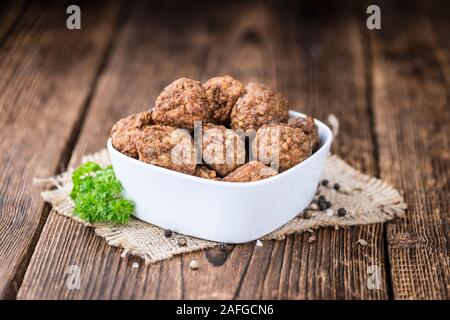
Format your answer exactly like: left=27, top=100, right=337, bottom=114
left=0, top=0, right=121, bottom=299
left=213, top=1, right=387, bottom=300
left=18, top=0, right=220, bottom=300
left=369, top=1, right=450, bottom=299
left=18, top=0, right=388, bottom=300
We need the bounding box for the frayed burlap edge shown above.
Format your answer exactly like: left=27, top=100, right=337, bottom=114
left=34, top=149, right=406, bottom=264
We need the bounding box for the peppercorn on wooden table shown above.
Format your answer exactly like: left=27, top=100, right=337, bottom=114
left=0, top=0, right=449, bottom=300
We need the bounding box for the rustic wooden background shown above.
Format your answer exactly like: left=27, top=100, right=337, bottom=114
left=0, top=0, right=448, bottom=300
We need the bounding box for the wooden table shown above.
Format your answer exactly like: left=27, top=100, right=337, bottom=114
left=0, top=0, right=448, bottom=300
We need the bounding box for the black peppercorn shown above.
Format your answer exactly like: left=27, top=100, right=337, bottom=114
left=318, top=200, right=327, bottom=211
left=164, top=229, right=172, bottom=238
left=333, top=183, right=340, bottom=191
left=337, top=208, right=347, bottom=217
left=321, top=179, right=329, bottom=186
left=318, top=195, right=325, bottom=202
left=324, top=201, right=332, bottom=209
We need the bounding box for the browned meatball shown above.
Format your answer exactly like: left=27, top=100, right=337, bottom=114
left=152, top=78, right=212, bottom=130
left=223, top=161, right=278, bottom=182
left=202, top=123, right=246, bottom=176
left=230, top=82, right=288, bottom=131
left=110, top=111, right=153, bottom=158
left=252, top=123, right=312, bottom=172
left=288, top=116, right=320, bottom=150
left=136, top=125, right=196, bottom=174
left=193, top=165, right=221, bottom=181
left=203, top=75, right=246, bottom=125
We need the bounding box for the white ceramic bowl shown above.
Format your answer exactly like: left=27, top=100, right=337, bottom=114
left=107, top=111, right=332, bottom=243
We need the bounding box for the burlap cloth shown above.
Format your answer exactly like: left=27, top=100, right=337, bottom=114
left=34, top=149, right=406, bottom=264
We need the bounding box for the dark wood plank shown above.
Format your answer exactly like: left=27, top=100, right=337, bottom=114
left=18, top=0, right=386, bottom=299
left=0, top=0, right=121, bottom=299
left=368, top=1, right=450, bottom=299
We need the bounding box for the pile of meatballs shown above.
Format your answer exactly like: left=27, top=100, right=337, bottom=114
left=110, top=76, right=320, bottom=183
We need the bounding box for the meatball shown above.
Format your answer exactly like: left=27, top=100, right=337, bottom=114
left=230, top=82, right=288, bottom=131
left=152, top=78, right=212, bottom=130
left=136, top=125, right=196, bottom=174
left=193, top=165, right=221, bottom=181
left=202, top=123, right=246, bottom=176
left=110, top=111, right=153, bottom=158
left=288, top=116, right=320, bottom=150
left=203, top=75, right=246, bottom=125
left=223, top=161, right=278, bottom=182
left=252, top=123, right=312, bottom=172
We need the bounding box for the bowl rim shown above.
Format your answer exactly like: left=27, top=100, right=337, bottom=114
left=107, top=110, right=333, bottom=188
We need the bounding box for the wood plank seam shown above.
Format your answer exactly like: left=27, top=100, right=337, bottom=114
left=233, top=245, right=256, bottom=299
left=360, top=16, right=395, bottom=301
left=3, top=203, right=53, bottom=299
left=260, top=243, right=275, bottom=299
left=273, top=240, right=287, bottom=299
left=154, top=263, right=163, bottom=299
left=283, top=238, right=295, bottom=299
left=354, top=0, right=397, bottom=299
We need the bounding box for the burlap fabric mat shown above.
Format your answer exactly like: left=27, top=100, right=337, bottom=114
left=34, top=149, right=406, bottom=264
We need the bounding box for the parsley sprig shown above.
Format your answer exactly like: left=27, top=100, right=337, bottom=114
left=70, top=162, right=134, bottom=224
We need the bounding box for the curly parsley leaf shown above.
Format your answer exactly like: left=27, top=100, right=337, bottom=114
left=70, top=162, right=134, bottom=224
